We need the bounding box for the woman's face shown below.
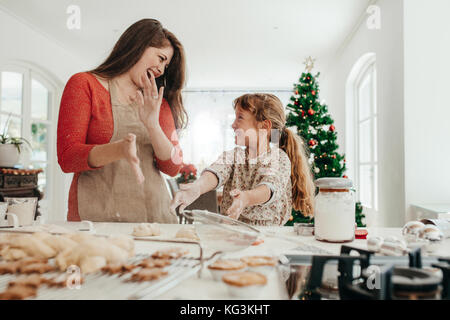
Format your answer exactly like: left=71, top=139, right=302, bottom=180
left=231, top=105, right=260, bottom=147
left=130, top=45, right=174, bottom=88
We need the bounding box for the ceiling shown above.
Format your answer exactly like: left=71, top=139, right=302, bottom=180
left=0, top=0, right=371, bottom=88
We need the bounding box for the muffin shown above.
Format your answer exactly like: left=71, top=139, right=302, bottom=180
left=240, top=256, right=278, bottom=276
left=207, top=259, right=247, bottom=281
left=222, top=271, right=267, bottom=298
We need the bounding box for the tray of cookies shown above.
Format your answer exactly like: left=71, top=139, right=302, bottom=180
left=0, top=230, right=203, bottom=300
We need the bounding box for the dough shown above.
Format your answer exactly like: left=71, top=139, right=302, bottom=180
left=64, top=233, right=97, bottom=244
left=0, top=247, right=28, bottom=261
left=32, top=232, right=78, bottom=253
left=132, top=223, right=161, bottom=237
left=108, top=235, right=135, bottom=258
left=55, top=238, right=129, bottom=273
left=79, top=256, right=107, bottom=274
left=3, top=235, right=56, bottom=260
left=175, top=226, right=199, bottom=241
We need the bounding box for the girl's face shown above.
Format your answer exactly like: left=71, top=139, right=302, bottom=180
left=129, top=45, right=174, bottom=88
left=231, top=105, right=260, bottom=147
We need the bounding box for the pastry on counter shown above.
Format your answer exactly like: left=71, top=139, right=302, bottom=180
left=151, top=247, right=189, bottom=259
left=132, top=223, right=161, bottom=237
left=19, top=262, right=56, bottom=274
left=137, top=258, right=171, bottom=268
left=33, top=232, right=78, bottom=253
left=79, top=256, right=107, bottom=274
left=108, top=234, right=135, bottom=258
left=240, top=255, right=278, bottom=276
left=0, top=261, right=22, bottom=274
left=0, top=234, right=56, bottom=260
left=56, top=238, right=130, bottom=273
left=175, top=226, right=199, bottom=241
left=128, top=268, right=168, bottom=282
left=0, top=284, right=37, bottom=300
left=101, top=262, right=137, bottom=275
left=240, top=256, right=277, bottom=267
left=8, top=274, right=47, bottom=289
left=208, top=259, right=247, bottom=281
left=222, top=271, right=267, bottom=298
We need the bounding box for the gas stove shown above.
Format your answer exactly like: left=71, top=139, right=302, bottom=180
left=284, top=245, right=449, bottom=300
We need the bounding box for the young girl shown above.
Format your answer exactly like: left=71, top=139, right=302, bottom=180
left=170, top=93, right=315, bottom=226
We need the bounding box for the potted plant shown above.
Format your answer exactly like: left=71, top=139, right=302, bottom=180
left=176, top=163, right=197, bottom=185
left=0, top=114, right=31, bottom=167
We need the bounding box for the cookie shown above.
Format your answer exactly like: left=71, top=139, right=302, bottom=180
left=137, top=258, right=171, bottom=268
left=101, top=263, right=137, bottom=275
left=0, top=285, right=37, bottom=300
left=46, top=274, right=84, bottom=288
left=0, top=261, right=22, bottom=274
left=128, top=268, right=168, bottom=282
left=222, top=271, right=267, bottom=287
left=8, top=274, right=46, bottom=289
left=240, top=256, right=278, bottom=267
left=151, top=247, right=189, bottom=259
left=19, top=262, right=56, bottom=274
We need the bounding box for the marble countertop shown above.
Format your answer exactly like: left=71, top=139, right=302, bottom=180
left=8, top=222, right=450, bottom=300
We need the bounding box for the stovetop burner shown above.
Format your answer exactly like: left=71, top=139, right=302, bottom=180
left=285, top=245, right=450, bottom=300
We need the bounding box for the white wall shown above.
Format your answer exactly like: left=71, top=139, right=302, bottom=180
left=320, top=0, right=405, bottom=227
left=0, top=8, right=89, bottom=221
left=404, top=0, right=450, bottom=219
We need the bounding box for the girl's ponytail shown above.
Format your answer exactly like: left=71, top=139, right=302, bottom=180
left=280, top=128, right=315, bottom=217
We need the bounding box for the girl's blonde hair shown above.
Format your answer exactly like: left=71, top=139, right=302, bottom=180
left=233, top=93, right=315, bottom=217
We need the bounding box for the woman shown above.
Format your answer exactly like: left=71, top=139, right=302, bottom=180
left=57, top=19, right=187, bottom=223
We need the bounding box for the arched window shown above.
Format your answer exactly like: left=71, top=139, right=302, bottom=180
left=0, top=63, right=59, bottom=216
left=346, top=53, right=378, bottom=211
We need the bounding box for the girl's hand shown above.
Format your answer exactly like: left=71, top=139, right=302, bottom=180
left=170, top=183, right=201, bottom=215
left=226, top=189, right=248, bottom=220
left=132, top=70, right=164, bottom=129
left=121, top=133, right=144, bottom=184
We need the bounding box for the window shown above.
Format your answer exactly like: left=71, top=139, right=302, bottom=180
left=178, top=90, right=292, bottom=173
left=0, top=66, right=56, bottom=209
left=346, top=53, right=378, bottom=211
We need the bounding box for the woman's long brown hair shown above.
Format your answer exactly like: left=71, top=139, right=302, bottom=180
left=233, top=94, right=315, bottom=217
left=90, top=19, right=187, bottom=129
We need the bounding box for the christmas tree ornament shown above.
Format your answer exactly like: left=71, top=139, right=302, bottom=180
left=314, top=167, right=320, bottom=173
left=312, top=90, right=316, bottom=96
left=329, top=125, right=335, bottom=132
left=303, top=56, right=316, bottom=73
left=308, top=109, right=314, bottom=116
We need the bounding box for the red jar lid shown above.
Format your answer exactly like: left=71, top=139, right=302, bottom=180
left=355, top=229, right=368, bottom=239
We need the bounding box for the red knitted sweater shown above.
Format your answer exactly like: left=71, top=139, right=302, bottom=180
left=57, top=72, right=183, bottom=221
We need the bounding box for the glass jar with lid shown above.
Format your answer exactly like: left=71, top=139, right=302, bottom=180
left=314, top=177, right=355, bottom=243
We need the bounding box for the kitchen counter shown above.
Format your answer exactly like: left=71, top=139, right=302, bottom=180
left=8, top=222, right=450, bottom=300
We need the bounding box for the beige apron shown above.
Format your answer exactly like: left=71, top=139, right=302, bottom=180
left=77, top=79, right=176, bottom=223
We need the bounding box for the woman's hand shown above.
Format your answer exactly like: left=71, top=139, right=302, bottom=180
left=226, top=189, right=249, bottom=220
left=121, top=133, right=144, bottom=184
left=170, top=183, right=201, bottom=215
left=132, top=70, right=164, bottom=129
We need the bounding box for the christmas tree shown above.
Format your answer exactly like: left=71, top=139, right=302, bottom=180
left=284, top=57, right=365, bottom=225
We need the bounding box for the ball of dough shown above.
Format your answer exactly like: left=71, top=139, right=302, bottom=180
left=175, top=226, right=199, bottom=241
left=7, top=235, right=56, bottom=260
left=108, top=235, right=135, bottom=258
left=132, top=223, right=161, bottom=237
left=79, top=256, right=107, bottom=274
left=0, top=247, right=28, bottom=261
